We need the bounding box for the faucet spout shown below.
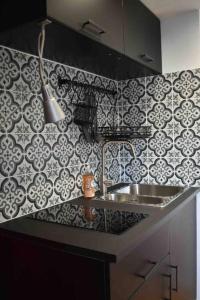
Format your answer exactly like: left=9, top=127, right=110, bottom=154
left=100, top=140, right=135, bottom=196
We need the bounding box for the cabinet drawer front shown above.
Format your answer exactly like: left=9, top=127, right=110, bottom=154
left=110, top=224, right=170, bottom=300
left=47, top=0, right=123, bottom=52
left=123, top=0, right=161, bottom=73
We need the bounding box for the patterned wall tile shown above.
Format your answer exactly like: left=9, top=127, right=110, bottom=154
left=148, top=158, right=174, bottom=185
left=172, top=70, right=200, bottom=100
left=2, top=43, right=200, bottom=223
left=53, top=134, right=74, bottom=167
left=21, top=56, right=46, bottom=94
left=0, top=47, right=21, bottom=91
left=105, top=159, right=121, bottom=183
left=123, top=105, right=146, bottom=127
left=174, top=129, right=200, bottom=157
left=54, top=168, right=75, bottom=201
left=0, top=45, right=119, bottom=223
left=146, top=74, right=172, bottom=102
left=0, top=177, right=26, bottom=219
left=27, top=172, right=53, bottom=209
left=0, top=134, right=24, bottom=177
left=147, top=102, right=172, bottom=130
left=122, top=77, right=145, bottom=105
left=120, top=69, right=200, bottom=187
left=148, top=131, right=173, bottom=157
left=23, top=93, right=45, bottom=133
left=123, top=158, right=148, bottom=183
left=175, top=158, right=200, bottom=186
left=0, top=90, right=22, bottom=133
left=174, top=99, right=200, bottom=128
left=25, top=134, right=51, bottom=172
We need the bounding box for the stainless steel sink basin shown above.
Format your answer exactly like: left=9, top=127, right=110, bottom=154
left=105, top=193, right=163, bottom=205
left=116, top=184, right=185, bottom=197
left=101, top=184, right=187, bottom=207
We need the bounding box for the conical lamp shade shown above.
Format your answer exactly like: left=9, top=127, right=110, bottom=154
left=42, top=85, right=65, bottom=123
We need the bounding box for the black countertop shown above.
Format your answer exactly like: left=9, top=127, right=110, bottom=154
left=0, top=186, right=199, bottom=263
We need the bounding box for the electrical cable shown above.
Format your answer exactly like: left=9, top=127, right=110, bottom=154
left=38, top=23, right=47, bottom=87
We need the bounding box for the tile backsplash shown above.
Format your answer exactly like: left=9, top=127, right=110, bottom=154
left=1, top=45, right=200, bottom=223
left=0, top=46, right=119, bottom=223
left=119, top=70, right=200, bottom=186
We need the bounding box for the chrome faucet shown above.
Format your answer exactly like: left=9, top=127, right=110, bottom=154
left=100, top=140, right=136, bottom=196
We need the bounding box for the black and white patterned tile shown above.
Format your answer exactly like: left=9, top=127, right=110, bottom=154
left=148, top=158, right=174, bottom=185
left=0, top=134, right=24, bottom=177
left=54, top=168, right=75, bottom=201
left=123, top=105, right=146, bottom=127
left=122, top=77, right=145, bottom=105
left=174, top=99, right=200, bottom=128
left=21, top=55, right=47, bottom=94
left=175, top=158, right=200, bottom=186
left=27, top=172, right=53, bottom=209
left=105, top=159, right=121, bottom=183
left=120, top=70, right=200, bottom=186
left=0, top=177, right=26, bottom=219
left=148, top=131, right=173, bottom=157
left=0, top=90, right=22, bottom=133
left=0, top=47, right=21, bottom=91
left=174, top=129, right=200, bottom=157
left=146, top=74, right=172, bottom=102
left=25, top=134, right=51, bottom=172
left=147, top=102, right=172, bottom=130
left=123, top=158, right=148, bottom=183
left=172, top=70, right=200, bottom=100
left=0, top=45, right=122, bottom=223
left=23, top=93, right=45, bottom=133
left=2, top=44, right=200, bottom=223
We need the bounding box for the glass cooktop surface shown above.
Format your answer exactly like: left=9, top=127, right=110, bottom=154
left=30, top=202, right=148, bottom=235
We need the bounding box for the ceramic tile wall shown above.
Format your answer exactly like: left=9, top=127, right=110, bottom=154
left=120, top=70, right=200, bottom=186
left=0, top=46, right=120, bottom=223
left=1, top=44, right=200, bottom=223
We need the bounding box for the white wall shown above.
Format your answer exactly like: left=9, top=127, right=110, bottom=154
left=161, top=10, right=200, bottom=73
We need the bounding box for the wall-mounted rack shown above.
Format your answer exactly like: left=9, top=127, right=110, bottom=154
left=97, top=126, right=151, bottom=141
left=58, top=76, right=117, bottom=96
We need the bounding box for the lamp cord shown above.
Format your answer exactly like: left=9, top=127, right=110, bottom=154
left=38, top=23, right=47, bottom=87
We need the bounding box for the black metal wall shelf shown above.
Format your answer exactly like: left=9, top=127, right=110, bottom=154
left=97, top=126, right=151, bottom=141
left=58, top=76, right=117, bottom=96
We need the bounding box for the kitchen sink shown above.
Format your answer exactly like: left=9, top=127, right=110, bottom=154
left=105, top=193, right=163, bottom=205
left=116, top=184, right=185, bottom=197
left=101, top=184, right=187, bottom=207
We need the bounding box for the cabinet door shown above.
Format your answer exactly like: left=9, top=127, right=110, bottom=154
left=47, top=0, right=123, bottom=53
left=0, top=232, right=109, bottom=300
left=170, top=196, right=196, bottom=300
left=123, top=0, right=161, bottom=73
left=110, top=223, right=170, bottom=300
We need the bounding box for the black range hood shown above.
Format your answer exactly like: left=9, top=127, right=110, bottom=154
left=0, top=0, right=160, bottom=80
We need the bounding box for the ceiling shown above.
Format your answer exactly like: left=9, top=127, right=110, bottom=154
left=140, top=0, right=200, bottom=19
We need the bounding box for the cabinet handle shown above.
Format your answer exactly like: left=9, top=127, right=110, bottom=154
left=128, top=254, right=169, bottom=300
left=135, top=253, right=168, bottom=281
left=81, top=20, right=106, bottom=35
left=140, top=54, right=154, bottom=63
left=170, top=265, right=178, bottom=292
left=162, top=274, right=172, bottom=300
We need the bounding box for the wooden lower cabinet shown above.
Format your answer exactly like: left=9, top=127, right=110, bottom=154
left=110, top=224, right=170, bottom=300
left=110, top=195, right=197, bottom=300
left=170, top=195, right=196, bottom=300
left=0, top=233, right=110, bottom=300
left=0, top=196, right=196, bottom=300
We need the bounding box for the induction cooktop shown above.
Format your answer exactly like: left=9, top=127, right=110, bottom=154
left=30, top=203, right=148, bottom=235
